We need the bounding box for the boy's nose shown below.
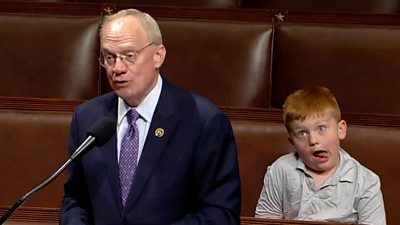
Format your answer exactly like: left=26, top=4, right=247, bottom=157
left=308, top=132, right=319, bottom=146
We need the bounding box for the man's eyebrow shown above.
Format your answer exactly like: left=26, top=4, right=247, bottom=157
left=101, top=47, right=136, bottom=54
left=100, top=48, right=112, bottom=53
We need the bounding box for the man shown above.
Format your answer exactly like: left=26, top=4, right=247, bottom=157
left=60, top=9, right=241, bottom=225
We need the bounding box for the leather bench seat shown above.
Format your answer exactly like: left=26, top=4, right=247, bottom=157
left=271, top=22, right=400, bottom=114
left=101, top=18, right=274, bottom=108
left=233, top=120, right=290, bottom=216
left=0, top=109, right=71, bottom=208
left=0, top=13, right=100, bottom=99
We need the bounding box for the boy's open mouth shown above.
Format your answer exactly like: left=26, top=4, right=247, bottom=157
left=313, top=150, right=328, bottom=158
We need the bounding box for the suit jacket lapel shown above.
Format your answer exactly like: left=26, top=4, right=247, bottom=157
left=124, top=80, right=181, bottom=210
left=98, top=93, right=124, bottom=211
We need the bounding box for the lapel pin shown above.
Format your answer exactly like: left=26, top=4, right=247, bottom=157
left=155, top=128, right=164, bottom=137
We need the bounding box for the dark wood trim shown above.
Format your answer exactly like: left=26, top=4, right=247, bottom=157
left=0, top=97, right=398, bottom=128
left=0, top=207, right=358, bottom=225
left=240, top=216, right=359, bottom=225
left=1, top=2, right=400, bottom=25
left=0, top=97, right=84, bottom=112
left=0, top=2, right=274, bottom=21
left=0, top=2, right=112, bottom=16
left=0, top=97, right=399, bottom=128
left=0, top=207, right=59, bottom=223
left=221, top=106, right=400, bottom=129
left=285, top=11, right=400, bottom=25
left=118, top=5, right=275, bottom=22
left=222, top=107, right=283, bottom=122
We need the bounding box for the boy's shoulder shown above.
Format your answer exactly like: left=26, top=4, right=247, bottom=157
left=269, top=152, right=299, bottom=172
left=340, top=149, right=381, bottom=184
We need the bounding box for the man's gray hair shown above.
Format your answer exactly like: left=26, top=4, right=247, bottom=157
left=100, top=8, right=163, bottom=45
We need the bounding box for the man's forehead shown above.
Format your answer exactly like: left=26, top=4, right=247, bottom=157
left=109, top=20, right=125, bottom=32
left=103, top=16, right=139, bottom=32
left=101, top=18, right=145, bottom=50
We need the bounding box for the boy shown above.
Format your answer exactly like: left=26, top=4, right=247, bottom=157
left=255, top=86, right=386, bottom=225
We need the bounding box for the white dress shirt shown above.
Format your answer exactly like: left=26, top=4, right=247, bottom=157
left=116, top=75, right=162, bottom=164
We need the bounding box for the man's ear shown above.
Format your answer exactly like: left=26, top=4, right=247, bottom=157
left=338, top=120, right=347, bottom=140
left=154, top=44, right=166, bottom=69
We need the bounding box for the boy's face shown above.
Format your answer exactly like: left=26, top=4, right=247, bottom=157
left=287, top=110, right=347, bottom=175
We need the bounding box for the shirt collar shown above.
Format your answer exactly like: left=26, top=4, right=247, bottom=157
left=117, top=74, right=163, bottom=127
left=336, top=149, right=356, bottom=183
left=295, top=149, right=355, bottom=184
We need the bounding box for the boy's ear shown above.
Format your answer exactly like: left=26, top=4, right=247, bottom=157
left=338, top=120, right=347, bottom=140
left=288, top=135, right=294, bottom=145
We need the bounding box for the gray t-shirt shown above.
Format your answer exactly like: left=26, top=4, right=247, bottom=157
left=255, top=149, right=386, bottom=225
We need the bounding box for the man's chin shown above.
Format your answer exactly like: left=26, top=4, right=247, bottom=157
left=116, top=92, right=142, bottom=106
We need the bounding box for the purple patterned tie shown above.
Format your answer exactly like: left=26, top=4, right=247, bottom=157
left=119, top=109, right=140, bottom=206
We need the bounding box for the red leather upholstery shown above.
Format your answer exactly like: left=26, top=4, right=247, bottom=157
left=0, top=13, right=100, bottom=99
left=271, top=23, right=400, bottom=114
left=101, top=19, right=274, bottom=108
left=0, top=109, right=70, bottom=208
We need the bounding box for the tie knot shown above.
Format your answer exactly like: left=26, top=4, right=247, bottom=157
left=127, top=109, right=140, bottom=125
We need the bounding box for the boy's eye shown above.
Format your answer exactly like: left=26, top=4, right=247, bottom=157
left=296, top=130, right=308, bottom=138
left=317, top=125, right=326, bottom=133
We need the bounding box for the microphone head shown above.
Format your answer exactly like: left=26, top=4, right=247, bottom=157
left=87, top=117, right=116, bottom=146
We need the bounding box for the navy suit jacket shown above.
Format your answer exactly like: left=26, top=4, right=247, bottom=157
left=61, top=79, right=241, bottom=225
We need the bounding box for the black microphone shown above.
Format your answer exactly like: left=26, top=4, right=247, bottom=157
left=0, top=116, right=116, bottom=224
left=70, top=117, right=116, bottom=160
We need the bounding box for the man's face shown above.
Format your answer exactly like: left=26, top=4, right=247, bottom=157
left=100, top=16, right=165, bottom=106
left=288, top=111, right=347, bottom=175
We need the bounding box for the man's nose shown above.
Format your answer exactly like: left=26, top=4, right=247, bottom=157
left=112, top=57, right=128, bottom=74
